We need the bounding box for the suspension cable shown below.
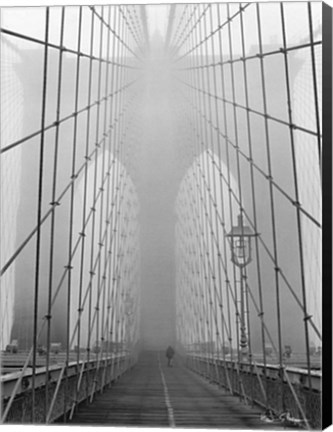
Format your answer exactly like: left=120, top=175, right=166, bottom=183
left=31, top=8, right=49, bottom=422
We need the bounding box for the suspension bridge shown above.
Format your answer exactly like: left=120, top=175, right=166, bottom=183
left=0, top=2, right=328, bottom=429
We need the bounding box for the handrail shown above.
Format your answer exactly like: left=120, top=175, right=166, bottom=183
left=2, top=352, right=132, bottom=423
left=187, top=354, right=321, bottom=386
left=186, top=353, right=321, bottom=429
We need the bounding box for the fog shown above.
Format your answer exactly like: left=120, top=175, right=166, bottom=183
left=1, top=3, right=322, bottom=357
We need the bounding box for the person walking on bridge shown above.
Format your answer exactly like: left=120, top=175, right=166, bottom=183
left=166, top=345, right=175, bottom=367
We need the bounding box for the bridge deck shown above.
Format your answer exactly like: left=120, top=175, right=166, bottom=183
left=69, top=351, right=285, bottom=428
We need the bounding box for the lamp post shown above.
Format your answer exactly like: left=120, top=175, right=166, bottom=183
left=227, top=213, right=256, bottom=361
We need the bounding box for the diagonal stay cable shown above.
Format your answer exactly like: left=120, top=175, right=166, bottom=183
left=48, top=176, right=127, bottom=421
left=179, top=78, right=321, bottom=139
left=1, top=162, right=126, bottom=423
left=169, top=4, right=189, bottom=53
left=177, top=79, right=321, bottom=229
left=175, top=40, right=322, bottom=72
left=89, top=6, right=143, bottom=62
left=0, top=28, right=139, bottom=69
left=172, top=4, right=209, bottom=61
left=174, top=3, right=252, bottom=63
left=170, top=5, right=199, bottom=59
left=0, top=96, right=138, bottom=277
left=178, top=85, right=321, bottom=341
left=1, top=78, right=140, bottom=154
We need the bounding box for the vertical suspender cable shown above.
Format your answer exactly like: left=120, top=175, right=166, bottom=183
left=186, top=6, right=203, bottom=369
left=111, top=6, right=122, bottom=376
left=191, top=5, right=212, bottom=373
left=107, top=8, right=118, bottom=377
left=99, top=5, right=113, bottom=387
left=106, top=5, right=118, bottom=374
left=117, top=11, right=127, bottom=371
left=256, top=2, right=284, bottom=411
left=216, top=4, right=239, bottom=367
left=76, top=6, right=93, bottom=369
left=307, top=2, right=321, bottom=184
left=31, top=7, right=49, bottom=422
left=94, top=3, right=106, bottom=370
left=45, top=7, right=65, bottom=420
left=226, top=5, right=249, bottom=370
left=280, top=2, right=313, bottom=392
left=214, top=16, right=237, bottom=361
left=208, top=4, right=228, bottom=387
left=71, top=5, right=83, bottom=413
left=185, top=5, right=200, bottom=363
left=209, top=4, right=233, bottom=392
left=115, top=10, right=125, bottom=373
left=197, top=3, right=212, bottom=373
left=238, top=3, right=268, bottom=407
left=112, top=8, right=121, bottom=369
left=87, top=5, right=100, bottom=374
left=89, top=5, right=106, bottom=402
left=80, top=7, right=95, bottom=401
left=193, top=4, right=209, bottom=369
left=206, top=9, right=226, bottom=381
left=201, top=6, right=221, bottom=376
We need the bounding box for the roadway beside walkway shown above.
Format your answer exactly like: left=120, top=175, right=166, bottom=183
left=69, top=350, right=286, bottom=428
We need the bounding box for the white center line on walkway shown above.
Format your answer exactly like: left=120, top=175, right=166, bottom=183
left=158, top=353, right=176, bottom=428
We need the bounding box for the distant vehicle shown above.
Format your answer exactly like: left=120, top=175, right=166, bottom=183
left=5, top=339, right=18, bottom=354
left=50, top=343, right=61, bottom=354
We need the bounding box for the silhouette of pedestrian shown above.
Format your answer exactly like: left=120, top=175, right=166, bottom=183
left=166, top=345, right=175, bottom=367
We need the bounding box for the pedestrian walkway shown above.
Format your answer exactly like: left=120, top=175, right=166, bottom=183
left=69, top=351, right=286, bottom=428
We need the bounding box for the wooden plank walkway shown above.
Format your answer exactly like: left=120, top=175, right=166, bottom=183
left=69, top=351, right=285, bottom=428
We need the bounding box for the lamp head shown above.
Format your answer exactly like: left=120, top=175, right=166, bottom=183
left=227, top=214, right=256, bottom=267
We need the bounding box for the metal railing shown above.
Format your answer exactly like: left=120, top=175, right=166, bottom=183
left=2, top=351, right=137, bottom=423
left=186, top=354, right=321, bottom=429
